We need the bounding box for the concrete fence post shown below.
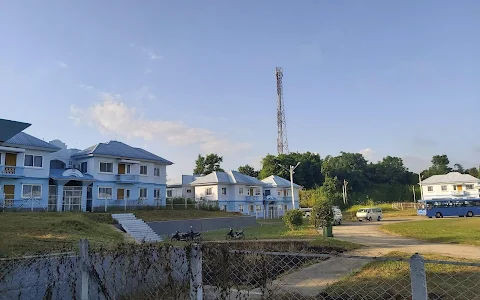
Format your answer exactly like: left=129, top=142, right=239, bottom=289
left=189, top=244, right=203, bottom=300
left=79, top=239, right=90, bottom=300
left=410, top=253, right=428, bottom=300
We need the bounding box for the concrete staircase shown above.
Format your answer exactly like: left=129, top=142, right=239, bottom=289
left=111, top=213, right=163, bottom=243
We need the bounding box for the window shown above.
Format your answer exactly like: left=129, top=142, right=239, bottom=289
left=80, top=162, right=88, bottom=173
left=24, top=155, right=43, bottom=168
left=277, top=204, right=283, bottom=210
left=466, top=184, right=474, bottom=190
left=238, top=204, right=244, bottom=212
left=278, top=191, right=281, bottom=196
left=427, top=186, right=433, bottom=192
left=98, top=187, right=113, bottom=199
left=264, top=189, right=271, bottom=196
left=239, top=187, right=244, bottom=195
left=256, top=205, right=262, bottom=211
left=139, top=188, right=148, bottom=198
left=154, top=189, right=161, bottom=199
left=441, top=185, right=447, bottom=191
left=126, top=165, right=131, bottom=174
left=126, top=190, right=131, bottom=199
left=255, top=188, right=261, bottom=196
left=206, top=188, right=213, bottom=196
left=221, top=205, right=227, bottom=211
left=99, top=162, right=113, bottom=173
left=22, top=184, right=42, bottom=198
left=167, top=190, right=173, bottom=197
left=249, top=205, right=254, bottom=212
left=221, top=188, right=227, bottom=195
left=284, top=205, right=288, bottom=210
left=140, top=165, right=148, bottom=175
left=453, top=185, right=457, bottom=191
left=154, top=167, right=160, bottom=177
left=186, top=189, right=192, bottom=193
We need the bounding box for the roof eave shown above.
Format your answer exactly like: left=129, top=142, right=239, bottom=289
left=1, top=143, right=60, bottom=153
left=71, top=153, right=173, bottom=164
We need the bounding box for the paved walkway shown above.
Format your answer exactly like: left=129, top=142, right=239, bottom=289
left=333, top=217, right=480, bottom=260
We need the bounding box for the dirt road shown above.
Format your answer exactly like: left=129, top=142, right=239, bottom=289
left=333, top=217, right=480, bottom=259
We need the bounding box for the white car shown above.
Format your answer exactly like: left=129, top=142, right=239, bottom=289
left=332, top=207, right=343, bottom=225
left=356, top=207, right=383, bottom=221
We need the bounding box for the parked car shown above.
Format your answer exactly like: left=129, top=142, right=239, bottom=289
left=356, top=207, right=383, bottom=221
left=332, top=206, right=343, bottom=225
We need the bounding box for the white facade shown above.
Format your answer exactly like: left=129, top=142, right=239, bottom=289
left=421, top=172, right=480, bottom=200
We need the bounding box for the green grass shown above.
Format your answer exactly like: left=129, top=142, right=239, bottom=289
left=381, top=217, right=480, bottom=246
left=127, top=209, right=240, bottom=221
left=324, top=252, right=480, bottom=299
left=344, top=203, right=417, bottom=221
left=0, top=212, right=124, bottom=257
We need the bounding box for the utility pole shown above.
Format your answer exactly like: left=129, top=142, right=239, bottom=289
left=412, top=185, right=416, bottom=202
left=342, top=180, right=348, bottom=205
left=279, top=162, right=300, bottom=209
left=418, top=173, right=423, bottom=201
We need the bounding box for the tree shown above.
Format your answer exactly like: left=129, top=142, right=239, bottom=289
left=453, top=163, right=464, bottom=173
left=193, top=153, right=224, bottom=175
left=322, top=152, right=369, bottom=192
left=237, top=164, right=259, bottom=178
left=465, top=167, right=479, bottom=178
left=422, top=154, right=452, bottom=177
left=259, top=152, right=323, bottom=189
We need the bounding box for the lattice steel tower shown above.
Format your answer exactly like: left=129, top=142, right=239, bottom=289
left=276, top=67, right=289, bottom=154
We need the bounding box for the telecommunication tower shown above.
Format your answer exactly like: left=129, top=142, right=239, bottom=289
left=276, top=67, right=289, bottom=154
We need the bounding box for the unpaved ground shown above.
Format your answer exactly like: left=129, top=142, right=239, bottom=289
left=333, top=217, right=480, bottom=259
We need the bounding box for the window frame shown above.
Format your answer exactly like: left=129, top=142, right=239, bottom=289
left=206, top=187, right=213, bottom=196
left=466, top=184, right=474, bottom=190
left=238, top=204, right=244, bottom=212
left=99, top=162, right=114, bottom=174
left=154, top=167, right=160, bottom=177
left=154, top=188, right=161, bottom=199
left=139, top=188, right=148, bottom=198
left=24, top=154, right=43, bottom=168
left=80, top=162, right=88, bottom=173
left=186, top=189, right=192, bottom=193
left=167, top=190, right=173, bottom=197
left=441, top=185, right=447, bottom=191
left=21, top=184, right=42, bottom=199
left=427, top=186, right=433, bottom=192
left=140, top=165, right=148, bottom=176
left=239, top=187, right=244, bottom=195
left=98, top=187, right=113, bottom=199
left=221, top=187, right=227, bottom=195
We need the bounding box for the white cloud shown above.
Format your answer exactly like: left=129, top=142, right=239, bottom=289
left=56, top=60, right=69, bottom=68
left=70, top=93, right=251, bottom=153
left=79, top=84, right=94, bottom=90
left=144, top=68, right=153, bottom=75
left=359, top=148, right=376, bottom=161
left=130, top=43, right=163, bottom=60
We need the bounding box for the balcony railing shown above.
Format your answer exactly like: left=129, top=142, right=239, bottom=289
left=116, top=174, right=140, bottom=183
left=452, top=191, right=467, bottom=196
left=246, top=196, right=261, bottom=201
left=0, top=165, right=24, bottom=178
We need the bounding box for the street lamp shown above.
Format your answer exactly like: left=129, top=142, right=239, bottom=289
left=418, top=173, right=424, bottom=201
left=278, top=162, right=300, bottom=209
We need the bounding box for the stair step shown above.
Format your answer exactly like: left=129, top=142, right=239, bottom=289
left=111, top=213, right=162, bottom=243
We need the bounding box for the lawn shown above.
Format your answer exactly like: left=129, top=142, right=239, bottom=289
left=200, top=219, right=361, bottom=251
left=324, top=252, right=480, bottom=299
left=381, top=217, right=480, bottom=246
left=0, top=212, right=124, bottom=257
left=344, top=203, right=417, bottom=221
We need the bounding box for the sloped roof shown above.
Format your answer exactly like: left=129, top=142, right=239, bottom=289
left=261, top=175, right=302, bottom=188
left=71, top=141, right=173, bottom=164
left=167, top=175, right=199, bottom=187
left=190, top=171, right=265, bottom=186
left=2, top=132, right=60, bottom=152
left=0, top=118, right=31, bottom=142
left=421, top=172, right=480, bottom=185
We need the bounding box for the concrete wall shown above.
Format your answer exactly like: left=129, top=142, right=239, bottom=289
left=145, top=216, right=258, bottom=236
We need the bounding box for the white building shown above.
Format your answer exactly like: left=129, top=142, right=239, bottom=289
left=420, top=172, right=480, bottom=200
left=166, top=175, right=198, bottom=199
left=189, top=171, right=302, bottom=218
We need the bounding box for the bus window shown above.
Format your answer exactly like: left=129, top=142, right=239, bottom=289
left=427, top=203, right=432, bottom=210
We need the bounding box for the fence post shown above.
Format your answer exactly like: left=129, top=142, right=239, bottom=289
left=189, top=244, right=203, bottom=300
left=79, top=239, right=90, bottom=300
left=410, top=253, right=428, bottom=300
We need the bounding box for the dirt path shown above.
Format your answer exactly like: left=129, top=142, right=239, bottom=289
left=333, top=217, right=480, bottom=259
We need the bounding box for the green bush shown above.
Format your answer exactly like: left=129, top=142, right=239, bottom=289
left=283, top=209, right=304, bottom=230
left=312, top=200, right=334, bottom=227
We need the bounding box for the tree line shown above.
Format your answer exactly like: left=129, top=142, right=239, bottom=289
left=193, top=152, right=479, bottom=206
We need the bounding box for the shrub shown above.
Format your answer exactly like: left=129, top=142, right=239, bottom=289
left=312, top=200, right=333, bottom=228
left=283, top=209, right=304, bottom=230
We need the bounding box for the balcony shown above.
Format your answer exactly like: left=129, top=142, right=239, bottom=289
left=116, top=174, right=140, bottom=183
left=0, top=165, right=24, bottom=178
left=246, top=196, right=261, bottom=201
left=452, top=191, right=467, bottom=196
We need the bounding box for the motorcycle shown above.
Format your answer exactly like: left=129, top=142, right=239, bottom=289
left=189, top=226, right=202, bottom=241
left=226, top=228, right=245, bottom=240
left=171, top=230, right=190, bottom=242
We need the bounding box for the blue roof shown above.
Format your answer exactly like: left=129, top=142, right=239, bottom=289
left=2, top=132, right=60, bottom=152
left=0, top=119, right=31, bottom=142
left=71, top=141, right=173, bottom=164
left=50, top=169, right=96, bottom=181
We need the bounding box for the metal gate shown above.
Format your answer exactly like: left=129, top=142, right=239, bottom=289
left=63, top=186, right=82, bottom=212
left=48, top=185, right=57, bottom=211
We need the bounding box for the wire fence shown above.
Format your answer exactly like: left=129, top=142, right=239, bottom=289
left=1, top=240, right=480, bottom=299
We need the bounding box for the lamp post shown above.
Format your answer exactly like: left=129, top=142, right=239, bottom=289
left=279, top=162, right=300, bottom=209
left=418, top=173, right=424, bottom=201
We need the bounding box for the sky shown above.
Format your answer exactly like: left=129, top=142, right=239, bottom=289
left=1, top=1, right=479, bottom=179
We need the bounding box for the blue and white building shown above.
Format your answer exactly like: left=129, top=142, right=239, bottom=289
left=0, top=118, right=172, bottom=212
left=189, top=171, right=302, bottom=218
